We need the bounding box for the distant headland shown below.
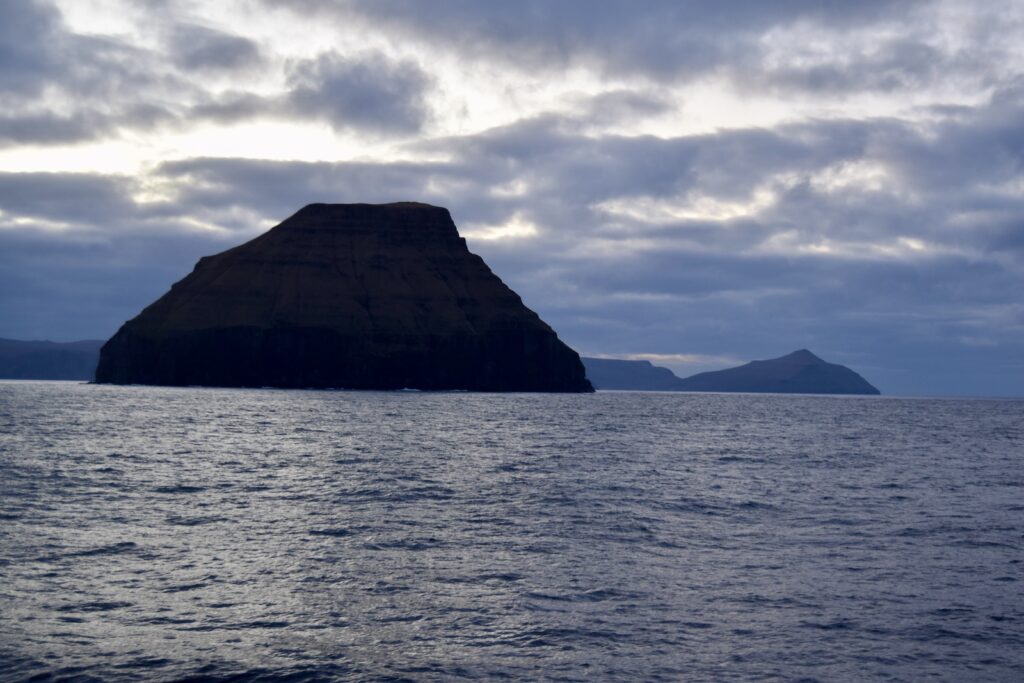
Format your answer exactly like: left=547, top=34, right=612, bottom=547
left=0, top=338, right=103, bottom=380
left=94, top=202, right=593, bottom=392
left=583, top=350, right=881, bottom=395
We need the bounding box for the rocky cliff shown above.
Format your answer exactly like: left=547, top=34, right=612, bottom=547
left=96, top=203, right=592, bottom=392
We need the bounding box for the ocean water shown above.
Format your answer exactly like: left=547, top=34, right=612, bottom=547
left=0, top=382, right=1021, bottom=682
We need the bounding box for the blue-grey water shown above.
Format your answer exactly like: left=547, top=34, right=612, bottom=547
left=0, top=381, right=1021, bottom=682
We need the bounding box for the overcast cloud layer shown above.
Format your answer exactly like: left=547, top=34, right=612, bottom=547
left=1, top=0, right=1023, bottom=395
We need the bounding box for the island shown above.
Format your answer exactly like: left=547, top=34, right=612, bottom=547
left=95, top=202, right=593, bottom=392
left=582, top=349, right=880, bottom=394
left=581, top=357, right=688, bottom=391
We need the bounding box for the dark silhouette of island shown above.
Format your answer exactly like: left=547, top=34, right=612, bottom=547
left=0, top=338, right=102, bottom=380
left=677, top=349, right=880, bottom=394
left=581, top=357, right=688, bottom=391
left=96, top=203, right=593, bottom=392
left=583, top=350, right=880, bottom=394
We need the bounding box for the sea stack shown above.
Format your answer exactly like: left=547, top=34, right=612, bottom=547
left=96, top=203, right=593, bottom=392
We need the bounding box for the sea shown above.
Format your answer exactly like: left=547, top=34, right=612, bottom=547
left=0, top=381, right=1021, bottom=682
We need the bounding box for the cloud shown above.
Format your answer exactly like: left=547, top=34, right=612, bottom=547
left=755, top=39, right=947, bottom=94
left=0, top=0, right=61, bottom=97
left=581, top=90, right=671, bottom=128
left=0, top=170, right=249, bottom=340
left=0, top=172, right=137, bottom=225
left=1, top=0, right=1023, bottom=395
left=153, top=156, right=447, bottom=217
left=0, top=112, right=106, bottom=146
left=0, top=2, right=194, bottom=148
left=267, top=0, right=934, bottom=85
left=183, top=51, right=435, bottom=135
left=0, top=223, right=234, bottom=341
left=0, top=7, right=432, bottom=148
left=168, top=23, right=263, bottom=72
left=286, top=52, right=432, bottom=134
left=259, top=0, right=1024, bottom=116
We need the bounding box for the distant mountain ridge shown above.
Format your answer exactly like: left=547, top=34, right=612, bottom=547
left=579, top=357, right=687, bottom=391
left=676, top=349, right=880, bottom=394
left=0, top=338, right=103, bottom=380
left=582, top=349, right=880, bottom=395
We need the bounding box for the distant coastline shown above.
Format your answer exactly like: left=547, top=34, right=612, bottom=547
left=0, top=338, right=103, bottom=381
left=583, top=350, right=880, bottom=395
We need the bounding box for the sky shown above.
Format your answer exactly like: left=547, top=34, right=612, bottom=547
left=1, top=0, right=1023, bottom=396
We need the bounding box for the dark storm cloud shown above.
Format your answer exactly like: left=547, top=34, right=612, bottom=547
left=0, top=170, right=256, bottom=246
left=146, top=90, right=1021, bottom=280
left=0, top=171, right=247, bottom=341
left=185, top=51, right=434, bottom=135
left=286, top=52, right=432, bottom=134
left=146, top=79, right=1024, bottom=267
left=0, top=0, right=61, bottom=97
left=0, top=172, right=138, bottom=224
left=267, top=0, right=929, bottom=85
left=582, top=90, right=671, bottom=127
left=0, top=1, right=197, bottom=147
left=0, top=4, right=430, bottom=146
left=881, top=81, right=1024, bottom=195
left=187, top=92, right=269, bottom=124
left=168, top=23, right=263, bottom=72
left=0, top=101, right=179, bottom=148
left=262, top=0, right=1021, bottom=109
left=0, top=112, right=105, bottom=146
left=753, top=39, right=948, bottom=94
left=0, top=222, right=238, bottom=342
left=0, top=2, right=186, bottom=106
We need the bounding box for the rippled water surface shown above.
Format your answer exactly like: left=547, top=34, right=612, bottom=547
left=1, top=381, right=1022, bottom=682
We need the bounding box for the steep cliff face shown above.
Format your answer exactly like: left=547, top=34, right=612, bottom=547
left=96, top=203, right=593, bottom=392
left=676, top=349, right=880, bottom=395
